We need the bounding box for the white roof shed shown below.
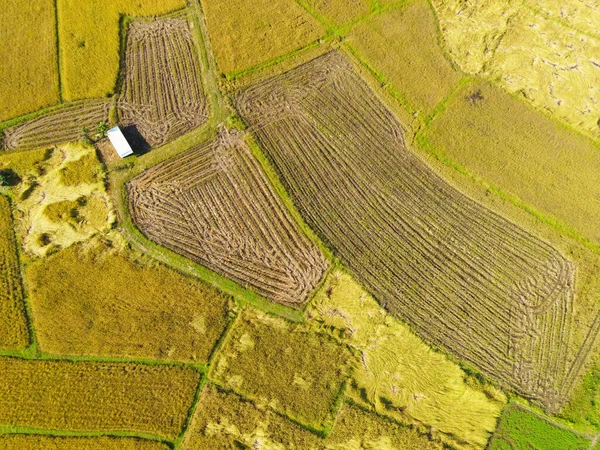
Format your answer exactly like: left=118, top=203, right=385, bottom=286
left=107, top=126, right=134, bottom=158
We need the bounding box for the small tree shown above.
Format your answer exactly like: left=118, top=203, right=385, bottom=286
left=96, top=122, right=109, bottom=139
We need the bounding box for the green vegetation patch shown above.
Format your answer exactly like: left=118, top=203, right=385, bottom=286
left=183, top=384, right=441, bottom=449
left=309, top=271, right=505, bottom=449
left=0, top=0, right=59, bottom=123
left=0, top=196, right=29, bottom=350
left=562, top=354, right=600, bottom=430
left=25, top=234, right=232, bottom=363
left=488, top=403, right=593, bottom=450
left=347, top=0, right=462, bottom=115
left=201, top=0, right=326, bottom=74
left=210, top=309, right=354, bottom=429
left=0, top=435, right=170, bottom=450
left=422, top=80, right=600, bottom=245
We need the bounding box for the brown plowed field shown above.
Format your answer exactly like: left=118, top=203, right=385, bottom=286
left=118, top=18, right=207, bottom=148
left=237, top=51, right=583, bottom=411
left=128, top=131, right=327, bottom=306
left=2, top=100, right=111, bottom=151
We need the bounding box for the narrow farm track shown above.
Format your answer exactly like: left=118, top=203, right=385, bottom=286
left=237, top=51, right=584, bottom=411
left=118, top=18, right=207, bottom=148
left=128, top=130, right=328, bottom=307
left=2, top=100, right=111, bottom=151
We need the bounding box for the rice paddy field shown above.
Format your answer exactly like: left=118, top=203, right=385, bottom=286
left=2, top=0, right=600, bottom=447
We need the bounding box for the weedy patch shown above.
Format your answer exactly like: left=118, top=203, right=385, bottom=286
left=25, top=234, right=232, bottom=363
left=200, top=0, right=326, bottom=74
left=0, top=196, right=29, bottom=350
left=0, top=358, right=200, bottom=439
left=8, top=142, right=113, bottom=257
left=0, top=436, right=170, bottom=450
left=210, top=309, right=354, bottom=430
left=347, top=0, right=462, bottom=115
left=308, top=271, right=505, bottom=449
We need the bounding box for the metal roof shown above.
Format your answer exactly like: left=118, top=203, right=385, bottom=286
left=107, top=126, right=134, bottom=158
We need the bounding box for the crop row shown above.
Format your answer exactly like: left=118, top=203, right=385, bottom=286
left=128, top=130, right=328, bottom=306
left=237, top=51, right=582, bottom=411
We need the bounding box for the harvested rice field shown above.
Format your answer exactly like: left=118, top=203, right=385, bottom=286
left=25, top=235, right=231, bottom=363
left=200, top=0, right=326, bottom=74
left=237, top=51, right=586, bottom=412
left=0, top=196, right=29, bottom=350
left=0, top=436, right=170, bottom=450
left=210, top=309, right=353, bottom=430
left=128, top=130, right=328, bottom=306
left=0, top=358, right=200, bottom=438
left=118, top=17, right=207, bottom=148
left=346, top=0, right=462, bottom=115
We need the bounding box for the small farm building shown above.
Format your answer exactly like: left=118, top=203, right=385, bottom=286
left=107, top=126, right=134, bottom=158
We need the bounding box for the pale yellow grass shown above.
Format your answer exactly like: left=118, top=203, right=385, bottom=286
left=486, top=7, right=600, bottom=139
left=58, top=0, right=186, bottom=100
left=347, top=0, right=461, bottom=115
left=308, top=271, right=506, bottom=450
left=526, top=0, right=600, bottom=38
left=0, top=0, right=59, bottom=122
left=201, top=0, right=326, bottom=74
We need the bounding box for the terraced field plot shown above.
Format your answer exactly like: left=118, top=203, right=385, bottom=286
left=25, top=236, right=231, bottom=363
left=2, top=100, right=111, bottom=152
left=238, top=51, right=585, bottom=412
left=0, top=196, right=29, bottom=350
left=128, top=131, right=328, bottom=306
left=210, top=309, right=353, bottom=429
left=0, top=358, right=200, bottom=439
left=183, top=384, right=441, bottom=449
left=0, top=436, right=170, bottom=450
left=118, top=18, right=207, bottom=148
left=305, top=0, right=370, bottom=28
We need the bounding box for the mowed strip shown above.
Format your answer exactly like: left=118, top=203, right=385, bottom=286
left=210, top=309, right=353, bottom=429
left=0, top=196, right=29, bottom=350
left=200, top=0, right=326, bottom=74
left=0, top=435, right=170, bottom=450
left=422, top=81, right=600, bottom=245
left=128, top=130, right=328, bottom=307
left=237, top=51, right=578, bottom=412
left=25, top=238, right=231, bottom=364
left=118, top=18, right=207, bottom=148
left=0, top=0, right=59, bottom=123
left=346, top=0, right=462, bottom=115
left=0, top=358, right=200, bottom=439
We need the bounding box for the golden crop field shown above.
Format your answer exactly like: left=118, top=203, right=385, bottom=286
left=0, top=435, right=170, bottom=450
left=0, top=196, right=29, bottom=350
left=183, top=384, right=442, bottom=449
left=58, top=0, right=186, bottom=101
left=25, top=236, right=231, bottom=363
left=309, top=271, right=505, bottom=449
left=0, top=358, right=200, bottom=439
left=422, top=81, right=600, bottom=245
left=0, top=0, right=59, bottom=123
left=347, top=0, right=462, bottom=115
left=210, top=309, right=353, bottom=429
left=201, top=0, right=326, bottom=74
left=304, top=0, right=370, bottom=28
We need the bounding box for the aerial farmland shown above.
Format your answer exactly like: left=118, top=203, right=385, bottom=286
left=1, top=0, right=600, bottom=449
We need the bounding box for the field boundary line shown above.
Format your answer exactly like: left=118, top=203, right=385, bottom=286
left=172, top=373, right=207, bottom=450
left=0, top=427, right=173, bottom=446
left=53, top=0, right=63, bottom=103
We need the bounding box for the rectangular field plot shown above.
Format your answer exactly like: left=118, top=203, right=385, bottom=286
left=118, top=17, right=207, bottom=148
left=209, top=309, right=353, bottom=429
left=488, top=403, right=593, bottom=450
left=128, top=130, right=328, bottom=307
left=0, top=358, right=200, bottom=439
left=347, top=0, right=461, bottom=115
left=305, top=0, right=370, bottom=28
left=201, top=0, right=326, bottom=74
left=422, top=81, right=600, bottom=245
left=0, top=196, right=29, bottom=350
left=310, top=271, right=505, bottom=449
left=0, top=0, right=59, bottom=123
left=237, top=51, right=586, bottom=412
left=25, top=236, right=230, bottom=363
left=183, top=384, right=440, bottom=449
left=0, top=436, right=170, bottom=450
